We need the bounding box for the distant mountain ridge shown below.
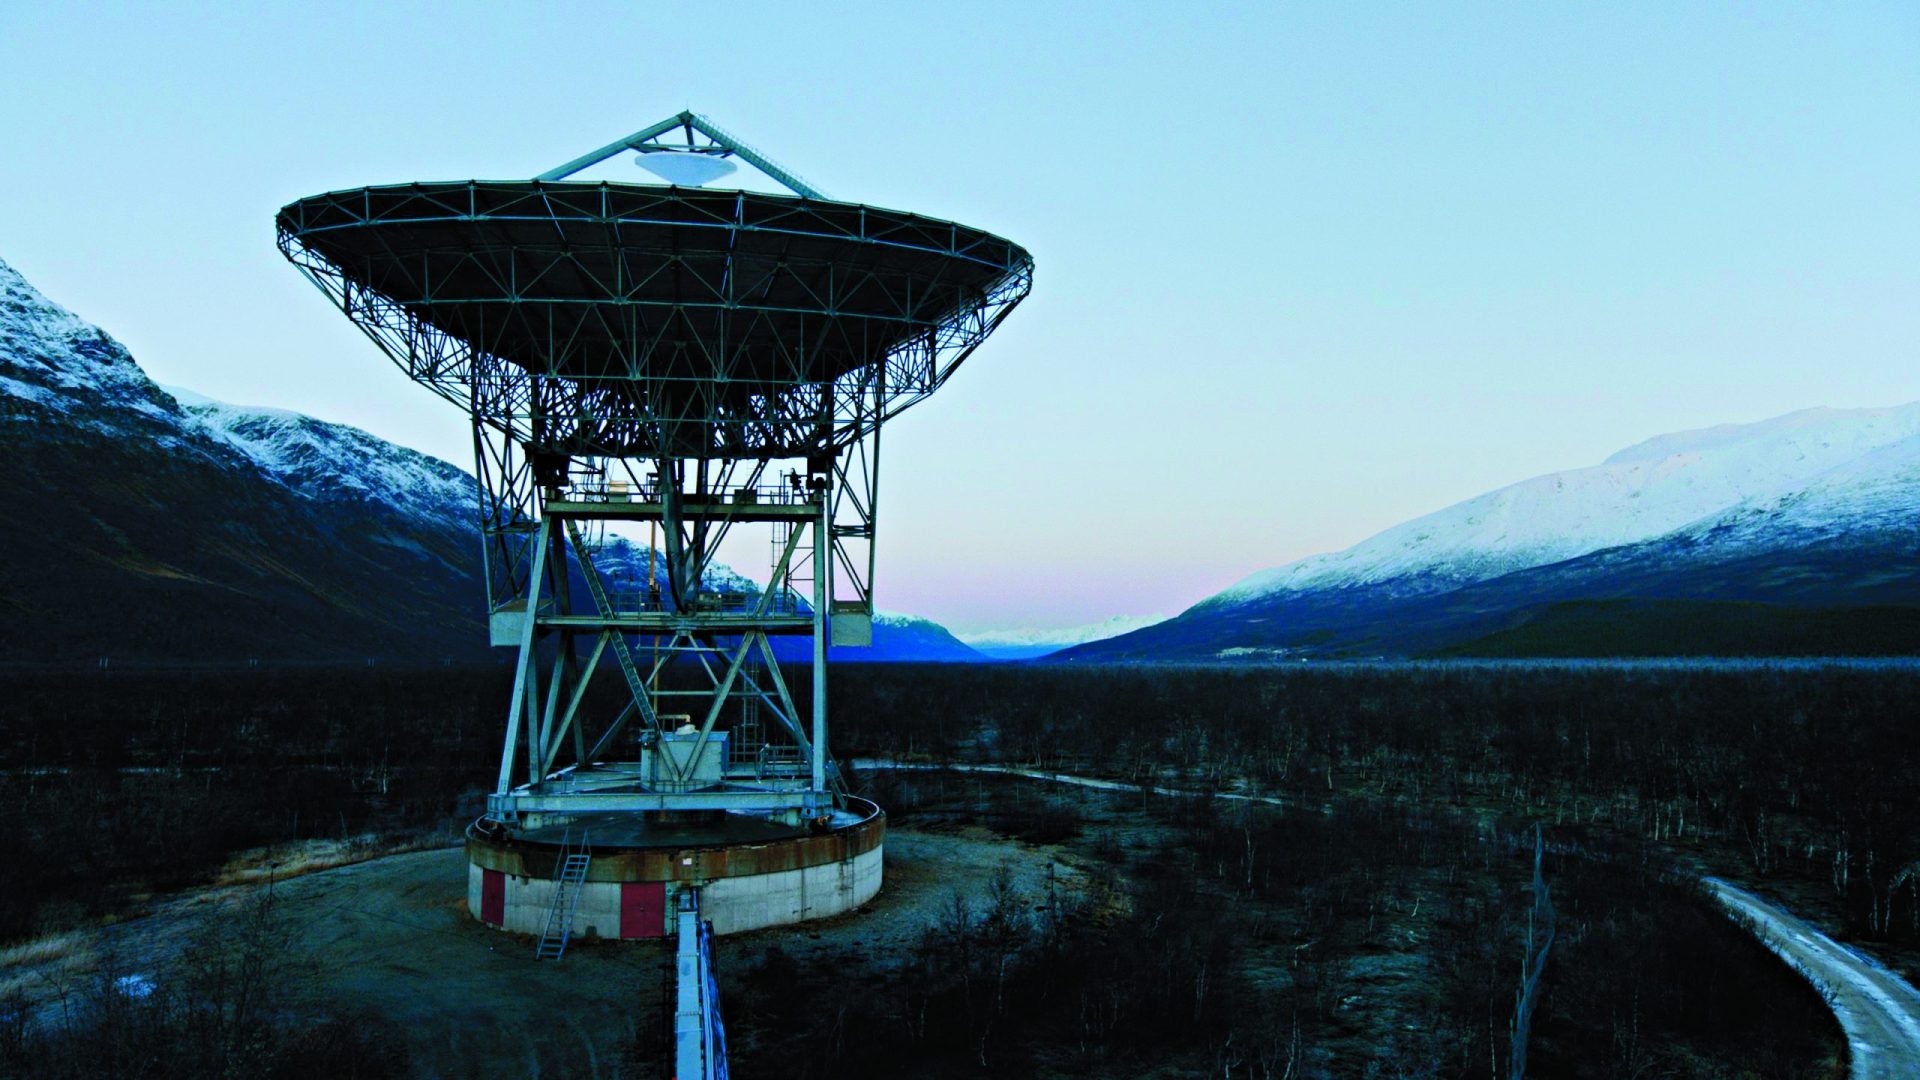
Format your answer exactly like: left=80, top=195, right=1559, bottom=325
left=1060, top=404, right=1920, bottom=661
left=774, top=612, right=984, bottom=663
left=0, top=256, right=975, bottom=665
left=1215, top=405, right=1920, bottom=603
left=962, top=614, right=1170, bottom=659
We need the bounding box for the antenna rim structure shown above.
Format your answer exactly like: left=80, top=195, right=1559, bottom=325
left=275, top=179, right=1034, bottom=460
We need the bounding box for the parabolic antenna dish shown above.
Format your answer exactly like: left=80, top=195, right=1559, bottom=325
left=275, top=180, right=1033, bottom=458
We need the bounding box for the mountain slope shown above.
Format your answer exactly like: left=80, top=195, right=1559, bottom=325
left=0, top=256, right=974, bottom=665
left=0, top=258, right=491, bottom=664
left=1059, top=406, right=1920, bottom=661
left=1216, top=405, right=1920, bottom=605
left=769, top=611, right=985, bottom=663
left=170, top=386, right=476, bottom=532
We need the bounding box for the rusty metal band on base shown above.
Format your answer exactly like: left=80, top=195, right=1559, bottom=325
left=465, top=797, right=885, bottom=882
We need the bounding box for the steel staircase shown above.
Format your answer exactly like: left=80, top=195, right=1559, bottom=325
left=563, top=520, right=658, bottom=736
left=675, top=888, right=730, bottom=1079
left=535, top=831, right=592, bottom=960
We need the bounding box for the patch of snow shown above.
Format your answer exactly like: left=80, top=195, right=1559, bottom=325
left=163, top=385, right=475, bottom=521
left=0, top=373, right=59, bottom=408
left=0, top=258, right=97, bottom=344
left=114, top=974, right=157, bottom=1000
left=0, top=257, right=178, bottom=420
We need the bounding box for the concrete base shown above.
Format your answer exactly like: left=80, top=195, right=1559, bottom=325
left=464, top=798, right=885, bottom=939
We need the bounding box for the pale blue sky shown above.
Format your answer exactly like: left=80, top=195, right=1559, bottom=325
left=3, top=2, right=1916, bottom=634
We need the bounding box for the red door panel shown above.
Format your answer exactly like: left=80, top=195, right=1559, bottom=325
left=481, top=868, right=505, bottom=925
left=621, top=881, right=666, bottom=938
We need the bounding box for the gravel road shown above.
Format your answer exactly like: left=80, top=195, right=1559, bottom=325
left=1707, top=877, right=1920, bottom=1079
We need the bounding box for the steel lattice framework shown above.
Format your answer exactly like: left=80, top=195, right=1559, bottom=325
left=276, top=112, right=1032, bottom=824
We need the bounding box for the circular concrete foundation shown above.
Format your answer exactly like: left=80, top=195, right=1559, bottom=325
left=465, top=798, right=884, bottom=939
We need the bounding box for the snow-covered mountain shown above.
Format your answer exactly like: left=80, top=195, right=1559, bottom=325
left=869, top=612, right=986, bottom=661
left=0, top=255, right=487, bottom=663
left=0, top=255, right=976, bottom=665
left=768, top=611, right=984, bottom=663
left=962, top=614, right=1170, bottom=660
left=1, top=261, right=180, bottom=430
left=166, top=385, right=475, bottom=527
left=1215, top=405, right=1920, bottom=604
left=166, top=385, right=744, bottom=601
left=1062, top=405, right=1920, bottom=661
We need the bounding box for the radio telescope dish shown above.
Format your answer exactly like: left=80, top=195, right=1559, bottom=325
left=274, top=110, right=1033, bottom=952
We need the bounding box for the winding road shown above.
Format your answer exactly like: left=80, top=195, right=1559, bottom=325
left=1706, top=878, right=1920, bottom=1078
left=860, top=759, right=1920, bottom=1077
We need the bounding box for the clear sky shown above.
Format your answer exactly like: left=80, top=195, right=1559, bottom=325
left=3, top=2, right=1917, bottom=635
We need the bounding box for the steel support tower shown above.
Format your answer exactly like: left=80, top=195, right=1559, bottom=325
left=467, top=395, right=881, bottom=824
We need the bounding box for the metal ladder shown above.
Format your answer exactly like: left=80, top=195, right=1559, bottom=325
left=731, top=662, right=764, bottom=773
left=535, top=831, right=592, bottom=961
left=770, top=519, right=809, bottom=615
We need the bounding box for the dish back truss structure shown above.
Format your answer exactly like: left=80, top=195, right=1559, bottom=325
left=276, top=112, right=1033, bottom=822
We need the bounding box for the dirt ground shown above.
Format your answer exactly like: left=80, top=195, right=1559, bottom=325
left=3, top=826, right=1078, bottom=1079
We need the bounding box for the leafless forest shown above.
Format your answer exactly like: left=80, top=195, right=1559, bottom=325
left=4, top=661, right=1901, bottom=1076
